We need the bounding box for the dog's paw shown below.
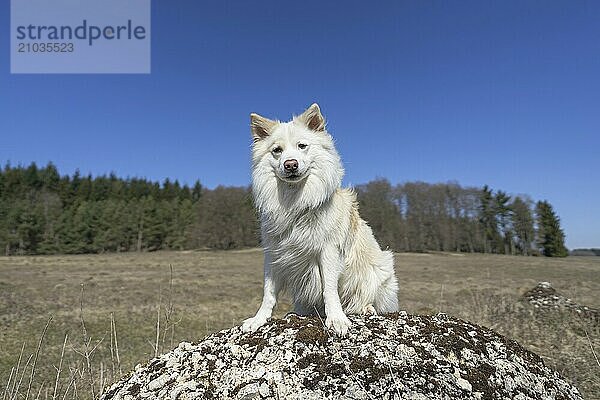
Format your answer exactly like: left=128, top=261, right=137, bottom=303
left=362, top=304, right=377, bottom=316
left=241, top=315, right=268, bottom=333
left=325, top=312, right=352, bottom=336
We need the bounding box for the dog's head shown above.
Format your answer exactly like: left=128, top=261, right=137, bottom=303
left=250, top=103, right=344, bottom=210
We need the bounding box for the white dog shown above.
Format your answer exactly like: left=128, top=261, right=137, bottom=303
left=242, top=103, right=399, bottom=336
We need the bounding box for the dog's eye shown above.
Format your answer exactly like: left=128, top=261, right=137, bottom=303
left=298, top=143, right=308, bottom=150
left=272, top=146, right=283, bottom=154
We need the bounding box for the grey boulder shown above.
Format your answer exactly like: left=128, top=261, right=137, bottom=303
left=101, top=312, right=582, bottom=400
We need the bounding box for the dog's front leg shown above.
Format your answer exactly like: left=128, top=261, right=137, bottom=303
left=320, top=246, right=352, bottom=336
left=242, top=252, right=277, bottom=333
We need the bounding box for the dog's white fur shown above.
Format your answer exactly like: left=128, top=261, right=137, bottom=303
left=242, top=103, right=399, bottom=336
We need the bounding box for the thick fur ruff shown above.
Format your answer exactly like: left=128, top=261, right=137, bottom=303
left=243, top=104, right=399, bottom=335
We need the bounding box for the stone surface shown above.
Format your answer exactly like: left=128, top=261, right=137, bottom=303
left=523, top=281, right=599, bottom=323
left=101, top=313, right=582, bottom=400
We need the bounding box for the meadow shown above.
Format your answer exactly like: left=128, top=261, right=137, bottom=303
left=0, top=250, right=598, bottom=399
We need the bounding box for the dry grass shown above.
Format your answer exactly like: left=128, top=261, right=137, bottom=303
left=0, top=250, right=598, bottom=399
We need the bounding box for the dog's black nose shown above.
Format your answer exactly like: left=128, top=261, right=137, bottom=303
left=284, top=159, right=298, bottom=172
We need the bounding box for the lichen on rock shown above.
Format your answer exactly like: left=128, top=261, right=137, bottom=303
left=101, top=312, right=582, bottom=400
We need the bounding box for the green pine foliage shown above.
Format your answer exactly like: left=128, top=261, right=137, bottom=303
left=494, top=190, right=513, bottom=254
left=478, top=185, right=501, bottom=253
left=535, top=200, right=569, bottom=257
left=0, top=163, right=569, bottom=256
left=0, top=162, right=256, bottom=255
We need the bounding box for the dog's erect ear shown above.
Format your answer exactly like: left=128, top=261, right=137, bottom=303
left=297, top=103, right=326, bottom=132
left=250, top=113, right=277, bottom=142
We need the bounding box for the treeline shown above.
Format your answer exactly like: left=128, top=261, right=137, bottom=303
left=570, top=248, right=600, bottom=256
left=356, top=180, right=567, bottom=256
left=0, top=163, right=567, bottom=256
left=0, top=162, right=206, bottom=254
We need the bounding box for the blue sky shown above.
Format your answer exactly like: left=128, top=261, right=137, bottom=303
left=1, top=1, right=599, bottom=248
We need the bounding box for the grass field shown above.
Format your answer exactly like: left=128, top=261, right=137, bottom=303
left=1, top=250, right=599, bottom=399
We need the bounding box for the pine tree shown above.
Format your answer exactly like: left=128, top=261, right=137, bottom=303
left=40, top=162, right=60, bottom=192
left=479, top=185, right=501, bottom=253
left=63, top=201, right=98, bottom=253
left=494, top=190, right=513, bottom=254
left=133, top=196, right=166, bottom=251
left=535, top=201, right=568, bottom=257
left=192, top=180, right=203, bottom=202
left=24, top=162, right=42, bottom=190
left=37, top=190, right=62, bottom=254
left=93, top=200, right=121, bottom=252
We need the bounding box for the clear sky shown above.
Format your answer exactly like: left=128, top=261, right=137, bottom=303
left=1, top=1, right=599, bottom=248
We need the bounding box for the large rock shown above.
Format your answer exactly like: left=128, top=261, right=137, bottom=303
left=524, top=281, right=599, bottom=324
left=101, top=313, right=582, bottom=400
